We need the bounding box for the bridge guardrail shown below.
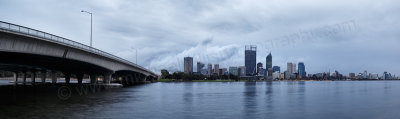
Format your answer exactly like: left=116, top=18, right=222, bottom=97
left=0, top=21, right=156, bottom=76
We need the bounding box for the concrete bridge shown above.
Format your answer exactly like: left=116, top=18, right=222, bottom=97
left=0, top=21, right=158, bottom=86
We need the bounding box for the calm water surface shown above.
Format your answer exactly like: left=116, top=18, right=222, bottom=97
left=1, top=81, right=400, bottom=119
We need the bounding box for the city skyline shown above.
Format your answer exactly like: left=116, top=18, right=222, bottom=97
left=180, top=44, right=397, bottom=80
left=1, top=0, right=399, bottom=75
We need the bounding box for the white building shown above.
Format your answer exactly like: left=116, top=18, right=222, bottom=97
left=272, top=71, right=280, bottom=80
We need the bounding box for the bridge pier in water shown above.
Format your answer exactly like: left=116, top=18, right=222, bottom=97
left=41, top=71, right=46, bottom=84
left=22, top=71, right=27, bottom=85
left=64, top=73, right=71, bottom=84
left=77, top=74, right=83, bottom=84
left=14, top=72, right=18, bottom=85
left=103, top=73, right=112, bottom=84
left=32, top=72, right=36, bottom=85
left=90, top=75, right=97, bottom=84
left=51, top=71, right=57, bottom=84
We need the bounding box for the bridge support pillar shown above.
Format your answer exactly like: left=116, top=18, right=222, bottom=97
left=90, top=75, right=97, bottom=84
left=22, top=72, right=27, bottom=85
left=134, top=73, right=139, bottom=84
left=41, top=71, right=46, bottom=84
left=51, top=71, right=57, bottom=84
left=64, top=73, right=71, bottom=84
left=77, top=74, right=83, bottom=84
left=32, top=72, right=36, bottom=85
left=122, top=76, right=128, bottom=86
left=14, top=72, right=18, bottom=85
left=126, top=75, right=132, bottom=86
left=103, top=73, right=111, bottom=84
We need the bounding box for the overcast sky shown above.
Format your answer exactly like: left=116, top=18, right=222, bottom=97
left=1, top=0, right=399, bottom=76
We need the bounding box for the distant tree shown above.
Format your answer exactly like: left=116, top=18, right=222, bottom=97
left=161, top=69, right=170, bottom=79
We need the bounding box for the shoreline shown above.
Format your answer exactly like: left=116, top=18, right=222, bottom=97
left=157, top=79, right=400, bottom=82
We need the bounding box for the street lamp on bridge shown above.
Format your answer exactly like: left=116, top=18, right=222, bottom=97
left=81, top=10, right=93, bottom=47
left=131, top=47, right=138, bottom=65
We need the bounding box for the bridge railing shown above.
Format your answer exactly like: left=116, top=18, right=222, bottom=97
left=0, top=21, right=155, bottom=75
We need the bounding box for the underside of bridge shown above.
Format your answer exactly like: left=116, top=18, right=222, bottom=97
left=0, top=51, right=114, bottom=84
left=0, top=51, right=112, bottom=74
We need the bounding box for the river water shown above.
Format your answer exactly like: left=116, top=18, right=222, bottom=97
left=1, top=81, right=400, bottom=119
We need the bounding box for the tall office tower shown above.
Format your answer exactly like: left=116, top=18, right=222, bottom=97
left=197, top=62, right=205, bottom=73
left=207, top=64, right=212, bottom=76
left=383, top=72, right=388, bottom=80
left=292, top=63, right=297, bottom=73
left=298, top=62, right=306, bottom=78
left=184, top=57, right=193, bottom=74
left=257, top=62, right=263, bottom=75
left=272, top=66, right=280, bottom=73
left=214, top=64, right=220, bottom=75
left=266, top=52, right=272, bottom=69
left=363, top=70, right=368, bottom=79
left=245, top=45, right=257, bottom=76
left=287, top=62, right=293, bottom=74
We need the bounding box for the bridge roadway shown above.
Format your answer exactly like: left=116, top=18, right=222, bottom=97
left=0, top=21, right=158, bottom=86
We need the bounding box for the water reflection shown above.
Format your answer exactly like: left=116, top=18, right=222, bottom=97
left=1, top=81, right=400, bottom=118
left=243, top=81, right=257, bottom=118
left=265, top=81, right=275, bottom=118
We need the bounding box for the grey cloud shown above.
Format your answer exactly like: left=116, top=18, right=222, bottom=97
left=1, top=0, right=400, bottom=75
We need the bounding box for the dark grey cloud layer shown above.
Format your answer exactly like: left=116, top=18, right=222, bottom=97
left=1, top=0, right=399, bottom=75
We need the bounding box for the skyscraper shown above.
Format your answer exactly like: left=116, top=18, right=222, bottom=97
left=272, top=66, right=280, bottom=73
left=266, top=52, right=272, bottom=69
left=245, top=45, right=257, bottom=76
left=197, top=62, right=205, bottom=73
left=207, top=64, right=212, bottom=76
left=292, top=63, right=297, bottom=73
left=363, top=70, right=368, bottom=79
left=184, top=57, right=193, bottom=74
left=214, top=64, right=220, bottom=75
left=298, top=62, right=306, bottom=78
left=287, top=62, right=293, bottom=74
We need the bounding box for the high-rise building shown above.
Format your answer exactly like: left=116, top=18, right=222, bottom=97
left=214, top=64, right=220, bottom=75
left=298, top=62, right=306, bottom=78
left=371, top=73, right=379, bottom=79
left=197, top=62, right=205, bottom=73
left=363, top=70, right=368, bottom=79
left=267, top=68, right=273, bottom=79
left=349, top=73, right=356, bottom=79
left=245, top=45, right=256, bottom=76
left=238, top=66, right=246, bottom=77
left=292, top=63, right=297, bottom=73
left=207, top=64, right=212, bottom=76
left=257, top=62, right=263, bottom=75
left=272, top=66, right=280, bottom=73
left=266, top=52, right=272, bottom=69
left=184, top=57, right=193, bottom=74
left=229, top=67, right=238, bottom=76
left=284, top=71, right=291, bottom=79
left=287, top=62, right=293, bottom=74
left=383, top=72, right=388, bottom=80
left=220, top=68, right=228, bottom=75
